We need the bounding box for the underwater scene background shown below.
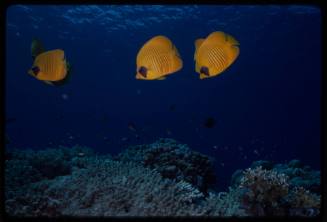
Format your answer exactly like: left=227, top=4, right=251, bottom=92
left=5, top=5, right=321, bottom=217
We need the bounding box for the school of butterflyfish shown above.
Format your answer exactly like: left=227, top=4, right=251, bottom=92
left=28, top=31, right=239, bottom=85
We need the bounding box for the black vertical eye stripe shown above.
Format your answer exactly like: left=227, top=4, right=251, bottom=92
left=138, top=66, right=147, bottom=78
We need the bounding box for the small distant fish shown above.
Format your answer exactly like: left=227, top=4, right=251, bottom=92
left=121, top=137, right=129, bottom=142
left=136, top=35, right=182, bottom=80
left=253, top=149, right=259, bottom=156
left=194, top=31, right=240, bottom=79
left=166, top=129, right=172, bottom=135
left=77, top=152, right=85, bottom=157
left=213, top=145, right=218, bottom=150
left=169, top=104, right=176, bottom=111
left=128, top=121, right=137, bottom=132
left=61, top=93, right=69, bottom=100
left=203, top=117, right=216, bottom=128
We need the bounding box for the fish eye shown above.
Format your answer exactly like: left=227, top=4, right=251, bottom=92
left=31, top=66, right=40, bottom=76
left=138, top=66, right=147, bottom=78
left=200, top=66, right=210, bottom=76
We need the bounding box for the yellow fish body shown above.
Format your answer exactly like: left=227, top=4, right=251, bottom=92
left=28, top=49, right=68, bottom=85
left=194, top=31, right=240, bottom=79
left=136, top=35, right=183, bottom=80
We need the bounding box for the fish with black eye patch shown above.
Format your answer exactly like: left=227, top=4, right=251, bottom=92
left=194, top=31, right=240, bottom=79
left=136, top=35, right=183, bottom=80
left=138, top=66, right=147, bottom=78
left=203, top=117, right=216, bottom=128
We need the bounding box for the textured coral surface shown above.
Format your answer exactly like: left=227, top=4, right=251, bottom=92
left=4, top=139, right=321, bottom=217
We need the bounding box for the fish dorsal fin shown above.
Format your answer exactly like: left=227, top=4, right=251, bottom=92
left=148, top=35, right=172, bottom=48
left=156, top=76, right=166, bottom=80
left=207, top=31, right=228, bottom=44
left=194, top=38, right=205, bottom=60
left=226, top=34, right=240, bottom=46
left=137, top=35, right=172, bottom=65
left=195, top=38, right=205, bottom=49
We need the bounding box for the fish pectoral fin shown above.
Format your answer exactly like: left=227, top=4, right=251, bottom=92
left=195, top=61, right=202, bottom=73
left=156, top=76, right=166, bottom=80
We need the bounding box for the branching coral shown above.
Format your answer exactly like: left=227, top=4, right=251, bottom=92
left=285, top=186, right=321, bottom=216
left=5, top=158, right=208, bottom=216
left=203, top=187, right=248, bottom=216
left=239, top=166, right=290, bottom=216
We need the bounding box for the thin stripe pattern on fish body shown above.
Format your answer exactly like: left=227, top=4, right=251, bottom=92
left=42, top=52, right=62, bottom=80
left=205, top=45, right=229, bottom=74
left=144, top=47, right=171, bottom=75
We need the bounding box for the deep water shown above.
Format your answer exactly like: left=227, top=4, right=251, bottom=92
left=5, top=5, right=321, bottom=190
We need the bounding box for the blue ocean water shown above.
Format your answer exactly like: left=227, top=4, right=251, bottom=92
left=5, top=5, right=321, bottom=190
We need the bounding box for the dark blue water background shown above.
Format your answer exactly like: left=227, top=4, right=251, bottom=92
left=5, top=5, right=321, bottom=190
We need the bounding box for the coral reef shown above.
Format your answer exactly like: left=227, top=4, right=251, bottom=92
left=231, top=159, right=321, bottom=194
left=238, top=166, right=290, bottom=216
left=5, top=158, right=207, bottom=216
left=116, top=138, right=216, bottom=193
left=5, top=145, right=95, bottom=197
left=234, top=166, right=320, bottom=216
left=4, top=139, right=321, bottom=217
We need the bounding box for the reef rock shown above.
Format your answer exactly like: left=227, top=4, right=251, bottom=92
left=116, top=138, right=217, bottom=193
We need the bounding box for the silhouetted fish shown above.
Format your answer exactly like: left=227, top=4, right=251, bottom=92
left=169, top=104, right=176, bottom=111
left=203, top=117, right=216, bottom=128
left=128, top=121, right=137, bottom=132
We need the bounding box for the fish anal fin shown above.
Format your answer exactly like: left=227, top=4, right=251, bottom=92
left=172, top=55, right=183, bottom=73
left=229, top=45, right=240, bottom=65
left=43, top=81, right=54, bottom=85
left=156, top=76, right=166, bottom=80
